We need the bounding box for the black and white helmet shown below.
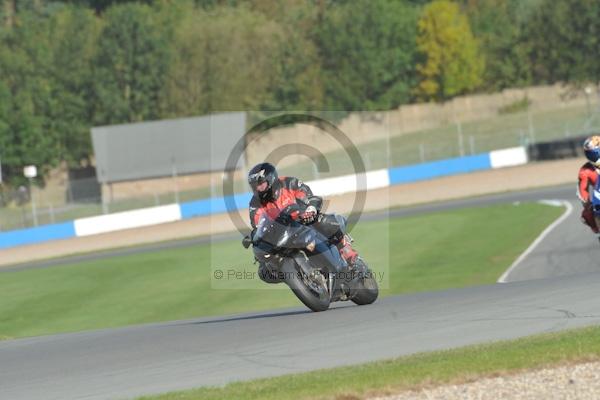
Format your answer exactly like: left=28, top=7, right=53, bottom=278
left=248, top=162, right=278, bottom=201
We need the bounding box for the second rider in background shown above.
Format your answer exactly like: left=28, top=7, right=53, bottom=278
left=578, top=136, right=600, bottom=238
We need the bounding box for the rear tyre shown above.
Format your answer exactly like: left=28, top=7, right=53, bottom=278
left=351, top=258, right=379, bottom=306
left=281, top=260, right=330, bottom=312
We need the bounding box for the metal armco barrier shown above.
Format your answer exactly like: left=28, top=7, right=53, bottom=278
left=527, top=135, right=588, bottom=161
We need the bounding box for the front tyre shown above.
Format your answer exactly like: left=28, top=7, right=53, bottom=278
left=281, top=259, right=330, bottom=312
left=351, top=258, right=379, bottom=306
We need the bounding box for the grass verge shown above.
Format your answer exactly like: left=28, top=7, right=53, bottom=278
left=280, top=104, right=597, bottom=179
left=0, top=202, right=562, bottom=339
left=137, top=325, right=600, bottom=400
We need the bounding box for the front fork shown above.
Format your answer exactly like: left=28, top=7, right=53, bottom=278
left=295, top=247, right=346, bottom=301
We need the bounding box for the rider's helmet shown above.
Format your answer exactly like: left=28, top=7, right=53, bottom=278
left=248, top=162, right=279, bottom=202
left=583, top=135, right=600, bottom=166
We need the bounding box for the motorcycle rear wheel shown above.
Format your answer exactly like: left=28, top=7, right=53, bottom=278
left=351, top=258, right=379, bottom=306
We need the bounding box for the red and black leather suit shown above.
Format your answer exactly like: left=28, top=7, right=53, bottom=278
left=249, top=176, right=346, bottom=282
left=578, top=162, right=599, bottom=233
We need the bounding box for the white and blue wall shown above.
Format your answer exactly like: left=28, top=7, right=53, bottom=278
left=0, top=147, right=528, bottom=250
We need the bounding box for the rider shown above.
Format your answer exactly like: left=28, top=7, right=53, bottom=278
left=578, top=135, right=600, bottom=234
left=247, top=162, right=358, bottom=283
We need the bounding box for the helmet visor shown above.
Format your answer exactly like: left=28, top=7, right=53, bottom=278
left=255, top=181, right=268, bottom=192
left=249, top=174, right=269, bottom=193
left=585, top=148, right=600, bottom=163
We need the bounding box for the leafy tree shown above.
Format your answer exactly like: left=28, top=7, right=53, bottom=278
left=527, top=0, right=600, bottom=85
left=47, top=5, right=100, bottom=165
left=268, top=24, right=324, bottom=111
left=193, top=0, right=241, bottom=10
left=60, top=0, right=154, bottom=14
left=246, top=0, right=324, bottom=110
left=1, top=0, right=16, bottom=27
left=0, top=8, right=59, bottom=186
left=315, top=0, right=419, bottom=110
left=415, top=0, right=484, bottom=101
left=0, top=80, right=20, bottom=184
left=465, top=0, right=531, bottom=90
left=92, top=2, right=171, bottom=125
left=161, top=4, right=285, bottom=116
left=9, top=0, right=600, bottom=187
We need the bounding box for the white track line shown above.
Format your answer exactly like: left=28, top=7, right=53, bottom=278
left=497, top=200, right=573, bottom=283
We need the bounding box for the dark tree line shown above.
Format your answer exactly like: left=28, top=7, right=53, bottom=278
left=0, top=0, right=597, bottom=185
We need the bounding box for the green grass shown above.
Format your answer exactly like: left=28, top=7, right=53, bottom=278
left=137, top=325, right=600, bottom=400
left=0, top=202, right=562, bottom=339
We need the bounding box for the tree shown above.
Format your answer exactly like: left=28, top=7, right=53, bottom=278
left=0, top=80, right=21, bottom=184
left=161, top=4, right=286, bottom=116
left=527, top=0, right=600, bottom=85
left=92, top=2, right=171, bottom=125
left=465, top=0, right=532, bottom=90
left=0, top=6, right=59, bottom=186
left=47, top=5, right=100, bottom=165
left=60, top=0, right=154, bottom=14
left=315, top=0, right=419, bottom=110
left=1, top=0, right=16, bottom=27
left=244, top=0, right=324, bottom=110
left=415, top=0, right=484, bottom=101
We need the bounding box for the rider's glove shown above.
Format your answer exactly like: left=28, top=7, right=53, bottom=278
left=299, top=205, right=317, bottom=224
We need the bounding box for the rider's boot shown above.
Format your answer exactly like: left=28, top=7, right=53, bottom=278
left=593, top=215, right=600, bottom=244
left=337, top=234, right=359, bottom=267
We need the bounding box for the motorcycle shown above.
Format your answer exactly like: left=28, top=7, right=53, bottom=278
left=591, top=177, right=600, bottom=232
left=242, top=206, right=378, bottom=312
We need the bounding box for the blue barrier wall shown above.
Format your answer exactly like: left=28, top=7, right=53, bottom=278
left=180, top=192, right=253, bottom=219
left=0, top=222, right=76, bottom=249
left=0, top=150, right=516, bottom=250
left=388, top=153, right=491, bottom=185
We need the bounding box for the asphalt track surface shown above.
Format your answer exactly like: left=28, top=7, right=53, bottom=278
left=2, top=183, right=600, bottom=400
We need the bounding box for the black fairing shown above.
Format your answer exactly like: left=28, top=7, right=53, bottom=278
left=253, top=214, right=345, bottom=275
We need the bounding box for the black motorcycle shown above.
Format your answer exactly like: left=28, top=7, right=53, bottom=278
left=242, top=207, right=378, bottom=312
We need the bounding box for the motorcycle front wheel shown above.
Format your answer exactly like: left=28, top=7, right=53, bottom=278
left=281, top=259, right=330, bottom=312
